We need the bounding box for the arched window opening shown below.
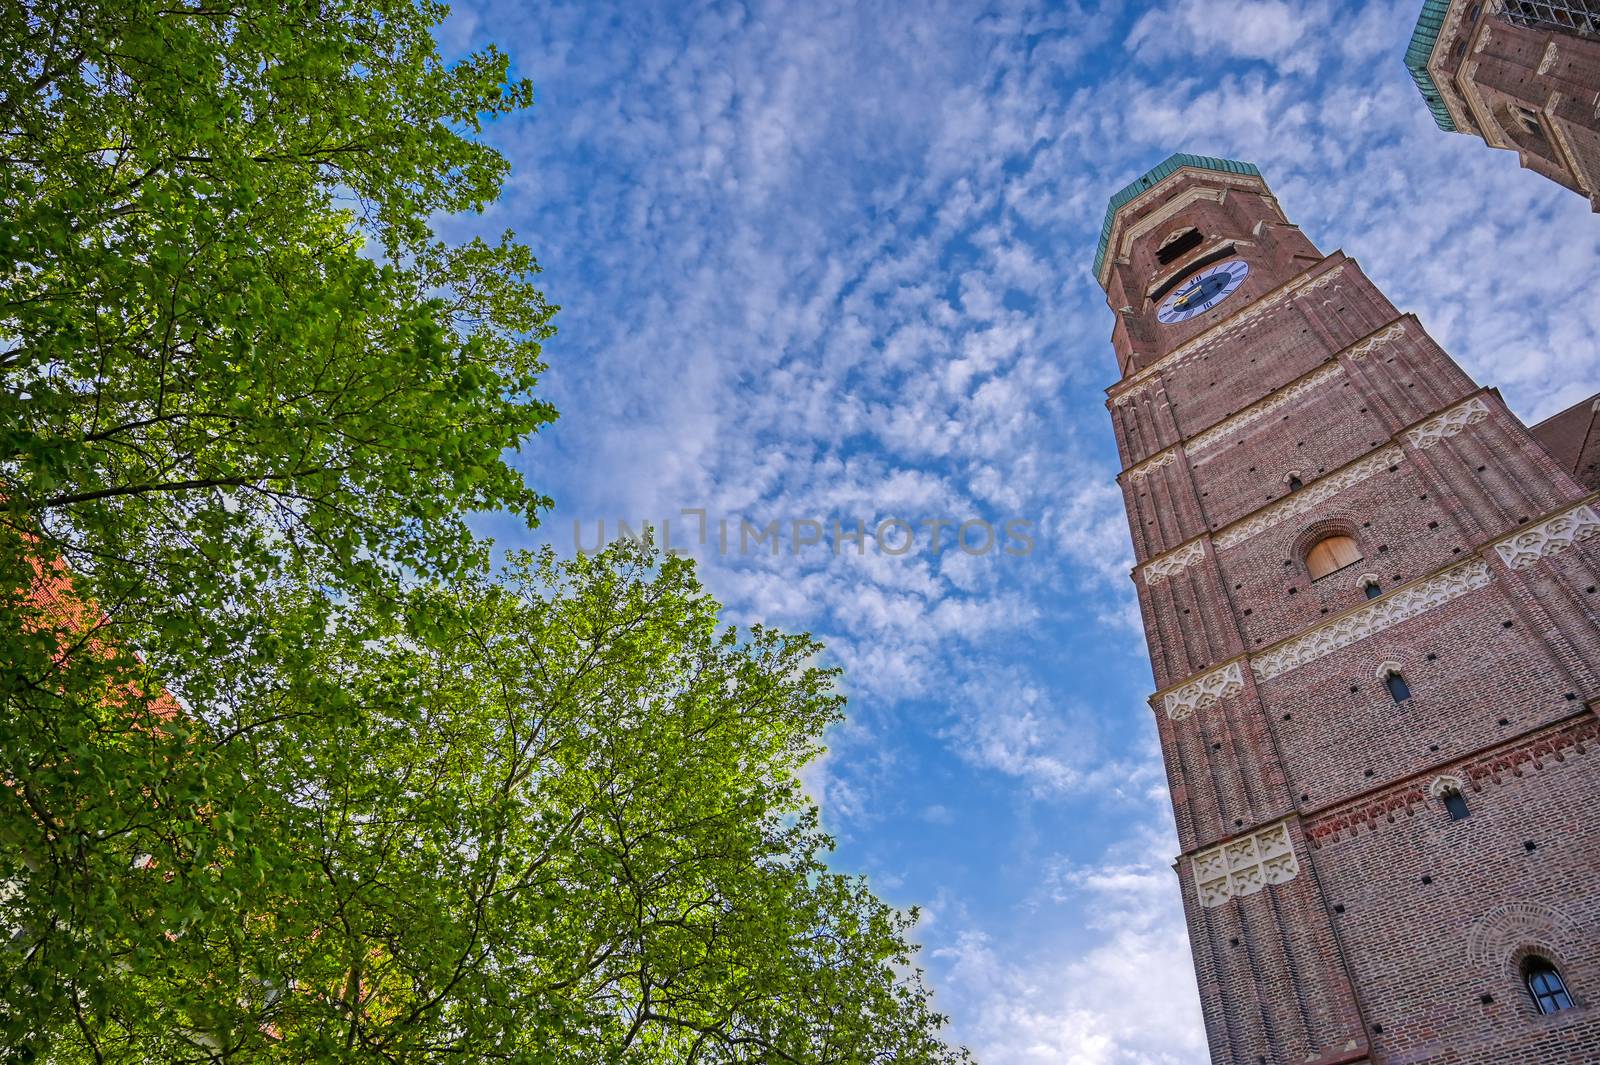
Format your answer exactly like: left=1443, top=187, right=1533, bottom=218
left=1306, top=535, right=1362, bottom=580
left=1442, top=789, right=1470, bottom=821
left=1525, top=957, right=1575, bottom=1015
left=1511, top=103, right=1543, bottom=137
left=1287, top=475, right=1304, bottom=492
left=1364, top=580, right=1382, bottom=599
left=1495, top=101, right=1554, bottom=159
left=1385, top=671, right=1412, bottom=703
left=1157, top=227, right=1203, bottom=265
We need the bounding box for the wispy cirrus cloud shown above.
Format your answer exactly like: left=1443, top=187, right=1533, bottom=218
left=1127, top=0, right=1329, bottom=75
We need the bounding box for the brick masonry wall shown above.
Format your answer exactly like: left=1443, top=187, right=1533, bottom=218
left=1530, top=394, right=1600, bottom=491
left=1177, top=818, right=1369, bottom=1065
left=1308, top=715, right=1600, bottom=1064
left=1101, top=165, right=1600, bottom=1063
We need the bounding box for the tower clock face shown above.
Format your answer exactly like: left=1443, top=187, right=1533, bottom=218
left=1157, top=260, right=1250, bottom=324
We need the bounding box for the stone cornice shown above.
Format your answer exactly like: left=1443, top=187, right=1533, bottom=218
left=1186, top=316, right=1410, bottom=456
left=1106, top=256, right=1349, bottom=407
left=1160, top=659, right=1246, bottom=721
left=1188, top=362, right=1346, bottom=459
left=1142, top=538, right=1207, bottom=586
left=1492, top=499, right=1600, bottom=568
left=1131, top=389, right=1493, bottom=592
left=1404, top=394, right=1491, bottom=449
left=1214, top=446, right=1405, bottom=550
left=1211, top=390, right=1491, bottom=551
left=1122, top=446, right=1177, bottom=484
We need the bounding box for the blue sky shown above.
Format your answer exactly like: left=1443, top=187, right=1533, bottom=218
left=438, top=2, right=1600, bottom=1060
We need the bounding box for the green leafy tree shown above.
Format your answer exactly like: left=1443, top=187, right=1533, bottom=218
left=1, top=2, right=968, bottom=1061
left=2, top=1, right=555, bottom=1053
left=2, top=0, right=558, bottom=600
left=9, top=542, right=971, bottom=1062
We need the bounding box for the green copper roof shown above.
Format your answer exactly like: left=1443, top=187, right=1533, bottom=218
left=1405, top=0, right=1459, bottom=132
left=1094, top=153, right=1261, bottom=279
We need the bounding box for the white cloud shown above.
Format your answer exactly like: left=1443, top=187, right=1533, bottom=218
left=1127, top=0, right=1327, bottom=75
left=934, top=818, right=1207, bottom=1064
left=450, top=1, right=1600, bottom=1060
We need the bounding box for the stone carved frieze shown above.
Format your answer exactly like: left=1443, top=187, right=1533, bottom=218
left=1161, top=660, right=1244, bottom=721
left=1125, top=447, right=1176, bottom=483
left=1142, top=539, right=1205, bottom=586
left=1346, top=321, right=1406, bottom=359
left=1300, top=268, right=1343, bottom=295
left=1113, top=378, right=1154, bottom=408
left=1213, top=446, right=1402, bottom=549
left=1492, top=503, right=1600, bottom=569
left=1404, top=396, right=1490, bottom=450
left=1187, top=363, right=1344, bottom=457
left=1538, top=41, right=1558, bottom=76
left=1251, top=559, right=1493, bottom=682
left=1193, top=820, right=1299, bottom=908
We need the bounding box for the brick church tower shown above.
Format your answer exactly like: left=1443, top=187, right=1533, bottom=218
left=1098, top=154, right=1600, bottom=1063
left=1406, top=0, right=1600, bottom=210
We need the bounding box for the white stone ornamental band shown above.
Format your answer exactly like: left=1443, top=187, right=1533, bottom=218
left=1492, top=503, right=1600, bottom=569
left=1162, top=661, right=1245, bottom=721
left=1155, top=500, right=1593, bottom=720
left=1193, top=820, right=1300, bottom=908
left=1125, top=448, right=1176, bottom=484
left=1143, top=539, right=1206, bottom=586
left=1251, top=559, right=1493, bottom=682
left=1404, top=395, right=1491, bottom=450
left=1127, top=320, right=1404, bottom=463
left=1187, top=363, right=1344, bottom=457
left=1212, top=394, right=1491, bottom=552
left=1214, top=447, right=1402, bottom=549
left=1346, top=320, right=1407, bottom=360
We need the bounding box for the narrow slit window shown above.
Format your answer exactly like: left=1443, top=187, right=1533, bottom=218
left=1525, top=958, right=1574, bottom=1015
left=1442, top=790, right=1470, bottom=820
left=1287, top=475, right=1304, bottom=492
left=1385, top=672, right=1412, bottom=703
left=1364, top=581, right=1382, bottom=599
